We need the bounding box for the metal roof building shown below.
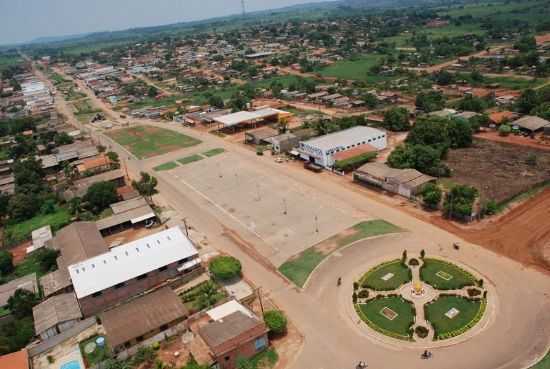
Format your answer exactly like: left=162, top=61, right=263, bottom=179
left=68, top=226, right=199, bottom=299
left=213, top=108, right=289, bottom=128
left=32, top=292, right=82, bottom=340
left=0, top=273, right=38, bottom=307
left=512, top=115, right=550, bottom=132
left=101, top=287, right=188, bottom=351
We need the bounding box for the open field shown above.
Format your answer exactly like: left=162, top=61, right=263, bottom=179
left=72, top=99, right=101, bottom=115
left=444, top=139, right=550, bottom=204
left=4, top=207, right=71, bottom=246
left=106, top=126, right=201, bottom=159
left=356, top=296, right=415, bottom=339
left=318, top=54, right=389, bottom=82
left=425, top=296, right=484, bottom=339
left=279, top=220, right=402, bottom=287
left=420, top=258, right=477, bottom=290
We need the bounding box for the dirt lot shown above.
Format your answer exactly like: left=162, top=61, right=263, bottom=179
left=444, top=139, right=550, bottom=203
left=431, top=188, right=550, bottom=272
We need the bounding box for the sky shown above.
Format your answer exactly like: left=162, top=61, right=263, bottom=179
left=0, top=0, right=331, bottom=45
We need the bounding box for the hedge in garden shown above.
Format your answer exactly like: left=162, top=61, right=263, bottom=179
left=209, top=255, right=242, bottom=280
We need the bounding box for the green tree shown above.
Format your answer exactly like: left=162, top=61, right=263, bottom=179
left=196, top=281, right=223, bottom=310
left=516, top=89, right=539, bottom=114
left=415, top=91, right=446, bottom=113
left=0, top=250, right=14, bottom=276
left=54, top=132, right=74, bottom=146
left=498, top=124, right=512, bottom=136
left=83, top=181, right=118, bottom=214
left=447, top=118, right=473, bottom=148
left=181, top=358, right=210, bottom=369
left=421, top=183, right=442, bottom=209
left=132, top=172, right=158, bottom=202
left=363, top=93, right=378, bottom=109
left=8, top=193, right=40, bottom=221
left=209, top=255, right=242, bottom=280
left=443, top=185, right=478, bottom=220
left=106, top=151, right=120, bottom=163
left=457, top=95, right=487, bottom=113
left=7, top=289, right=39, bottom=319
left=383, top=107, right=410, bottom=131
left=264, top=310, right=288, bottom=335
left=147, top=86, right=158, bottom=98
left=208, top=95, right=225, bottom=109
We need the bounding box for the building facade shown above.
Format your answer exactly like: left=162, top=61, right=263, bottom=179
left=298, top=126, right=387, bottom=168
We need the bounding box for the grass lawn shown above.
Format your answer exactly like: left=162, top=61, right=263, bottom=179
left=202, top=148, right=225, bottom=157
left=72, top=99, right=101, bottom=115
left=532, top=351, right=550, bottom=369
left=79, top=335, right=109, bottom=366
left=357, top=296, right=414, bottom=339
left=279, top=220, right=402, bottom=287
left=0, top=306, right=10, bottom=317
left=178, top=154, right=205, bottom=165
left=106, top=126, right=201, bottom=159
left=153, top=161, right=179, bottom=171
left=425, top=296, right=484, bottom=339
left=360, top=260, right=412, bottom=291
left=319, top=54, right=389, bottom=82
left=420, top=258, right=477, bottom=290
left=338, top=220, right=402, bottom=247
left=278, top=249, right=325, bottom=287
left=245, top=348, right=278, bottom=369
left=4, top=207, right=71, bottom=246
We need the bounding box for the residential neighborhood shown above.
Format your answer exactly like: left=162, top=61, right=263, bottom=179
left=0, top=1, right=550, bottom=369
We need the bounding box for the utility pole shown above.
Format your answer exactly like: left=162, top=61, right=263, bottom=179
left=256, top=287, right=264, bottom=316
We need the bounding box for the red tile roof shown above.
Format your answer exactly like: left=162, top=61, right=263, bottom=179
left=333, top=145, right=378, bottom=161
left=0, top=350, right=29, bottom=369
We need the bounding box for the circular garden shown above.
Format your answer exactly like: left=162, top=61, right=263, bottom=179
left=353, top=252, right=487, bottom=342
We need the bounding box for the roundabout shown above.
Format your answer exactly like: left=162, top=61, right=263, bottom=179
left=352, top=251, right=489, bottom=345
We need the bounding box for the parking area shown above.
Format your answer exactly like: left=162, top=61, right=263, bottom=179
left=161, top=151, right=361, bottom=265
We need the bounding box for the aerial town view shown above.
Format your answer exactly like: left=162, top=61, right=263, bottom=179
left=0, top=0, right=549, bottom=368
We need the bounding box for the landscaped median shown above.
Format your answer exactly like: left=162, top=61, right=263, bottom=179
left=425, top=296, right=486, bottom=340
left=278, top=220, right=402, bottom=287
left=153, top=149, right=225, bottom=172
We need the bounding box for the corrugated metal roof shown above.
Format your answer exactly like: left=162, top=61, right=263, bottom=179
left=68, top=226, right=198, bottom=298
left=52, top=222, right=108, bottom=267
left=101, top=287, right=188, bottom=348
left=0, top=273, right=38, bottom=306
left=32, top=292, right=82, bottom=335
left=110, top=197, right=148, bottom=214
left=301, top=126, right=385, bottom=152
left=513, top=115, right=550, bottom=131
left=95, top=204, right=155, bottom=231
left=214, top=108, right=286, bottom=127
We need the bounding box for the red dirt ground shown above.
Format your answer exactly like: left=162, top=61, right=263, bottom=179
left=430, top=188, right=550, bottom=272
left=475, top=131, right=550, bottom=151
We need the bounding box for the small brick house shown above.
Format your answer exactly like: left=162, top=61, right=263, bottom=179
left=199, top=301, right=269, bottom=369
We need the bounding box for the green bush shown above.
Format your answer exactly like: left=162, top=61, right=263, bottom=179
left=358, top=289, right=369, bottom=299
left=333, top=152, right=377, bottom=172
left=415, top=325, right=429, bottom=338
left=499, top=124, right=512, bottom=136
left=263, top=310, right=287, bottom=335
left=209, top=255, right=242, bottom=280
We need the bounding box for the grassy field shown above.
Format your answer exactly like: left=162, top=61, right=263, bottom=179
left=106, top=126, right=201, bottom=159
left=532, top=351, right=550, bottom=369
left=127, top=94, right=185, bottom=110
left=0, top=55, right=22, bottom=72
left=50, top=72, right=69, bottom=85
left=420, top=24, right=485, bottom=38
left=420, top=258, right=477, bottom=290
left=178, top=154, right=205, bottom=165
left=202, top=148, right=225, bottom=157
left=153, top=161, right=179, bottom=171
left=425, top=296, right=483, bottom=339
left=279, top=220, right=402, bottom=287
left=360, top=260, right=412, bottom=291
left=72, top=99, right=101, bottom=115
left=319, top=54, right=388, bottom=82
left=438, top=0, right=544, bottom=18
left=4, top=207, right=71, bottom=246
left=79, top=335, right=109, bottom=366
left=357, top=296, right=415, bottom=339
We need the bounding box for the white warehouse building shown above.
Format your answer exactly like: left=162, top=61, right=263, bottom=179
left=298, top=126, right=387, bottom=168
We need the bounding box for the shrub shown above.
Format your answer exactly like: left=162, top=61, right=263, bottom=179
left=0, top=250, right=14, bottom=276
left=353, top=281, right=359, bottom=291
left=408, top=258, right=419, bottom=266
left=209, top=256, right=242, bottom=280
left=415, top=326, right=429, bottom=338
left=358, top=289, right=369, bottom=299
left=498, top=124, right=512, bottom=136
left=352, top=292, right=358, bottom=304
left=420, top=249, right=425, bottom=259
left=478, top=278, right=484, bottom=288
left=264, top=310, right=287, bottom=335
left=467, top=288, right=481, bottom=297
left=421, top=183, right=442, bottom=210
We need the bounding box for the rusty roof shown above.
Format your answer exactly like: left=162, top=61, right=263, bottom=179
left=32, top=292, right=82, bottom=335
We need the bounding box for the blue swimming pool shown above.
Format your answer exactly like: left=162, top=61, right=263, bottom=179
left=60, top=360, right=82, bottom=369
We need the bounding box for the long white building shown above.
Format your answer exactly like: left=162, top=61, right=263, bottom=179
left=298, top=126, right=387, bottom=168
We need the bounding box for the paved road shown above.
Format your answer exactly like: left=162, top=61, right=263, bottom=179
left=46, top=65, right=550, bottom=369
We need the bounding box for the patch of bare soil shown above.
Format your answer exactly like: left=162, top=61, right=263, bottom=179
left=430, top=188, right=550, bottom=272
left=445, top=139, right=550, bottom=203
